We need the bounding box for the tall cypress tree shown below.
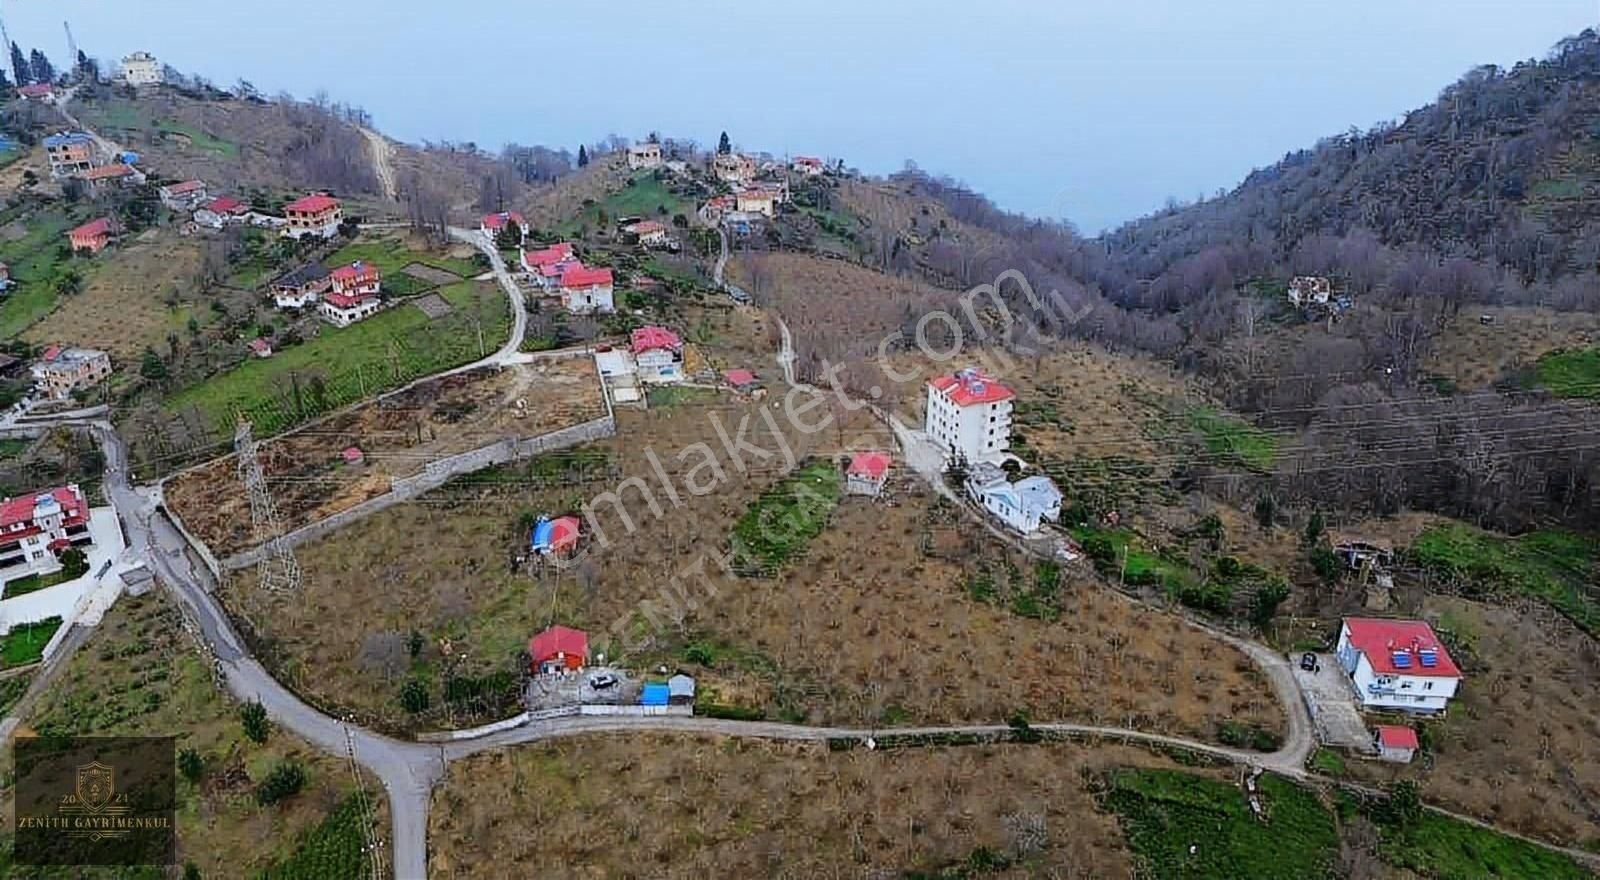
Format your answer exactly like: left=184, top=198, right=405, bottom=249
left=577, top=144, right=588, bottom=168
left=9, top=43, right=31, bottom=86
left=29, top=49, right=55, bottom=85
left=717, top=131, right=731, bottom=154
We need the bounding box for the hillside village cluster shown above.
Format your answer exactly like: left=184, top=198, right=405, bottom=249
left=3, top=41, right=1572, bottom=878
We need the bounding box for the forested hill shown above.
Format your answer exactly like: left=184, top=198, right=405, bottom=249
left=1100, top=28, right=1600, bottom=312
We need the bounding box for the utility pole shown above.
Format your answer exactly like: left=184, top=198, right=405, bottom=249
left=342, top=722, right=388, bottom=880
left=234, top=417, right=302, bottom=593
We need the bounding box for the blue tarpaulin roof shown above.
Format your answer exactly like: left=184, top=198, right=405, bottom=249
left=640, top=683, right=670, bottom=706
left=530, top=517, right=552, bottom=551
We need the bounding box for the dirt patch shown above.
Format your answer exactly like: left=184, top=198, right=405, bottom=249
left=430, top=734, right=1198, bottom=878
left=409, top=292, right=453, bottom=319
left=1340, top=595, right=1600, bottom=850
left=165, top=357, right=606, bottom=558
left=1427, top=305, right=1600, bottom=390
left=400, top=262, right=461, bottom=286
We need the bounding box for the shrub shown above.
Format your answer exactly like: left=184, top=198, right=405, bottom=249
left=240, top=700, right=270, bottom=744
left=399, top=678, right=430, bottom=714
left=178, top=748, right=204, bottom=783
left=255, top=761, right=306, bottom=806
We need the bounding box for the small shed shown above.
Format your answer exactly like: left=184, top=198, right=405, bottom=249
left=640, top=683, right=670, bottom=707
left=248, top=337, right=273, bottom=358
left=530, top=515, right=581, bottom=557
left=341, top=446, right=365, bottom=466
left=667, top=673, right=696, bottom=705
left=724, top=369, right=759, bottom=392
left=1373, top=725, right=1419, bottom=763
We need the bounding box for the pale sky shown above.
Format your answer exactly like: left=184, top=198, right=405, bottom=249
left=6, top=1, right=1596, bottom=232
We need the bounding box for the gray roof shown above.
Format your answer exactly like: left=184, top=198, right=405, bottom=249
left=274, top=262, right=329, bottom=288
left=667, top=673, right=696, bottom=697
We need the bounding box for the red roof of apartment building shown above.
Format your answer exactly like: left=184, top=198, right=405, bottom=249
left=529, top=625, right=589, bottom=663
left=631, top=326, right=681, bottom=354
left=1375, top=725, right=1420, bottom=750
left=929, top=369, right=1015, bottom=406
left=0, top=485, right=89, bottom=545
left=847, top=452, right=892, bottom=480
left=285, top=193, right=339, bottom=214
left=560, top=265, right=613, bottom=288
left=1342, top=618, right=1461, bottom=678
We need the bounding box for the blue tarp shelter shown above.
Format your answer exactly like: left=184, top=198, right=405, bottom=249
left=640, top=683, right=670, bottom=706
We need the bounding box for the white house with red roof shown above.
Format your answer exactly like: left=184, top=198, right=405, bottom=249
left=624, top=219, right=670, bottom=248
left=846, top=452, right=892, bottom=497
left=520, top=242, right=578, bottom=289
left=791, top=156, right=826, bottom=177
left=925, top=368, right=1015, bottom=465
left=0, top=485, right=93, bottom=581
left=631, top=326, right=684, bottom=384
left=529, top=625, right=589, bottom=675
left=1336, top=617, right=1462, bottom=713
left=481, top=211, right=527, bottom=243
left=559, top=265, right=615, bottom=314
left=1373, top=725, right=1419, bottom=763
left=159, top=180, right=209, bottom=211
left=283, top=192, right=343, bottom=239
left=318, top=261, right=383, bottom=327
left=194, top=196, right=250, bottom=230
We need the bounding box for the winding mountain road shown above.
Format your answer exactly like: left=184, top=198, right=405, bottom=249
left=361, top=126, right=400, bottom=201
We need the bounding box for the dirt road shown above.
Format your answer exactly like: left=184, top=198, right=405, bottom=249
left=361, top=126, right=399, bottom=201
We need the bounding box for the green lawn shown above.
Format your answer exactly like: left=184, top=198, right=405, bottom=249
left=1377, top=810, right=1591, bottom=879
left=1536, top=348, right=1600, bottom=399
left=0, top=209, right=79, bottom=338
left=730, top=459, right=842, bottom=576
left=646, top=386, right=719, bottom=407
left=0, top=438, right=30, bottom=459
left=1, top=617, right=63, bottom=668
left=1191, top=406, right=1278, bottom=471
left=2, top=566, right=82, bottom=599
left=1411, top=522, right=1600, bottom=639
left=326, top=237, right=477, bottom=280
left=255, top=795, right=375, bottom=880
left=1100, top=769, right=1338, bottom=879
left=561, top=172, right=693, bottom=236
left=155, top=120, right=240, bottom=159
left=163, top=281, right=510, bottom=438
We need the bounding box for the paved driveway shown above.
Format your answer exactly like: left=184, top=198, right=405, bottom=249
left=1292, top=653, right=1371, bottom=750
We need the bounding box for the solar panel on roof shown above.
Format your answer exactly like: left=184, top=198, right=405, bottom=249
left=1418, top=648, right=1438, bottom=667
left=1391, top=651, right=1412, bottom=669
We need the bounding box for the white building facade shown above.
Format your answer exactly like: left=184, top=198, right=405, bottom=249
left=925, top=369, right=1014, bottom=465
left=0, top=486, right=93, bottom=583
left=118, top=52, right=164, bottom=87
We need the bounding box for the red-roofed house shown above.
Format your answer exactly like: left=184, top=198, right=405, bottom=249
left=925, top=368, right=1015, bottom=465
left=283, top=193, right=343, bottom=239
left=791, top=156, right=826, bottom=176
left=30, top=347, right=111, bottom=399
left=698, top=194, right=735, bottom=224
left=80, top=163, right=145, bottom=191
left=341, top=446, right=365, bottom=466
left=319, top=262, right=383, bottom=327
left=520, top=242, right=577, bottom=288
left=481, top=211, right=527, bottom=243
left=631, top=326, right=683, bottom=384
left=68, top=218, right=114, bottom=254
left=529, top=625, right=589, bottom=675
left=1336, top=618, right=1462, bottom=713
left=247, top=338, right=273, bottom=359
left=559, top=265, right=615, bottom=314
left=623, top=219, right=670, bottom=248
left=18, top=84, right=55, bottom=103
left=846, top=452, right=892, bottom=497
left=159, top=180, right=209, bottom=211
left=195, top=197, right=250, bottom=229
left=0, top=484, right=93, bottom=583
left=723, top=369, right=759, bottom=392
left=1373, top=725, right=1419, bottom=763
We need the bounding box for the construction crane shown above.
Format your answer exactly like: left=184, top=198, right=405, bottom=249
left=63, top=20, right=78, bottom=72
left=0, top=1, right=15, bottom=85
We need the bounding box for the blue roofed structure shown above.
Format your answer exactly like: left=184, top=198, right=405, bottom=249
left=44, top=132, right=93, bottom=148
left=640, top=683, right=670, bottom=706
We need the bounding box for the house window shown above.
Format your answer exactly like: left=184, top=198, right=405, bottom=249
left=1423, top=682, right=1433, bottom=691
left=1400, top=681, right=1412, bottom=689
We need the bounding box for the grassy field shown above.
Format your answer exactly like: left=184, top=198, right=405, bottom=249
left=0, top=209, right=78, bottom=338
left=559, top=171, right=694, bottom=236
left=1537, top=347, right=1600, bottom=398
left=729, top=458, right=841, bottom=575
left=325, top=236, right=479, bottom=279
left=1190, top=406, right=1279, bottom=471
left=1375, top=809, right=1593, bottom=879
left=1410, top=522, right=1600, bottom=638
left=156, top=119, right=240, bottom=159
left=1099, top=768, right=1338, bottom=879
left=0, top=617, right=61, bottom=668
left=646, top=385, right=720, bottom=407
left=13, top=593, right=386, bottom=877
left=162, top=280, right=509, bottom=438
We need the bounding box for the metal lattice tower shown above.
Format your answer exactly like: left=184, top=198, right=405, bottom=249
left=234, top=418, right=302, bottom=593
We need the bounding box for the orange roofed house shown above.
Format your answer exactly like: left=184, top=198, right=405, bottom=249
left=67, top=218, right=115, bottom=254
left=283, top=193, right=343, bottom=239
left=529, top=625, right=589, bottom=675
left=318, top=261, right=383, bottom=327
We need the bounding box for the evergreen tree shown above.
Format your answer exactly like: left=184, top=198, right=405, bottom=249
left=240, top=700, right=270, bottom=744
left=0, top=65, right=11, bottom=95
left=717, top=131, right=731, bottom=154
left=29, top=49, right=54, bottom=85
left=9, top=44, right=30, bottom=86
left=576, top=144, right=588, bottom=168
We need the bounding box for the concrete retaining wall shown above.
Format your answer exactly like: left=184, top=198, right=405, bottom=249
left=0, top=580, right=88, bottom=635
left=221, top=414, right=616, bottom=570
left=413, top=701, right=693, bottom=742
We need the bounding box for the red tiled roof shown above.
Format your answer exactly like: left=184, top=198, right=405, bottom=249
left=18, top=84, right=52, bottom=97
left=247, top=338, right=271, bottom=352
left=1375, top=725, right=1419, bottom=750
left=331, top=261, right=379, bottom=283
left=323, top=291, right=375, bottom=309
left=626, top=220, right=665, bottom=235
left=560, top=266, right=613, bottom=288
left=165, top=180, right=206, bottom=195
left=1342, top=618, right=1461, bottom=678
left=848, top=452, right=892, bottom=480
left=482, top=211, right=526, bottom=229
left=0, top=485, right=89, bottom=547
left=40, top=345, right=62, bottom=362
left=285, top=193, right=339, bottom=214
left=69, top=218, right=113, bottom=239
left=929, top=369, right=1014, bottom=406
left=794, top=156, right=823, bottom=166
left=724, top=369, right=757, bottom=387
left=205, top=196, right=246, bottom=214
left=523, top=242, right=575, bottom=267
left=529, top=625, right=588, bottom=663
left=631, top=326, right=681, bottom=354
left=82, top=164, right=136, bottom=181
